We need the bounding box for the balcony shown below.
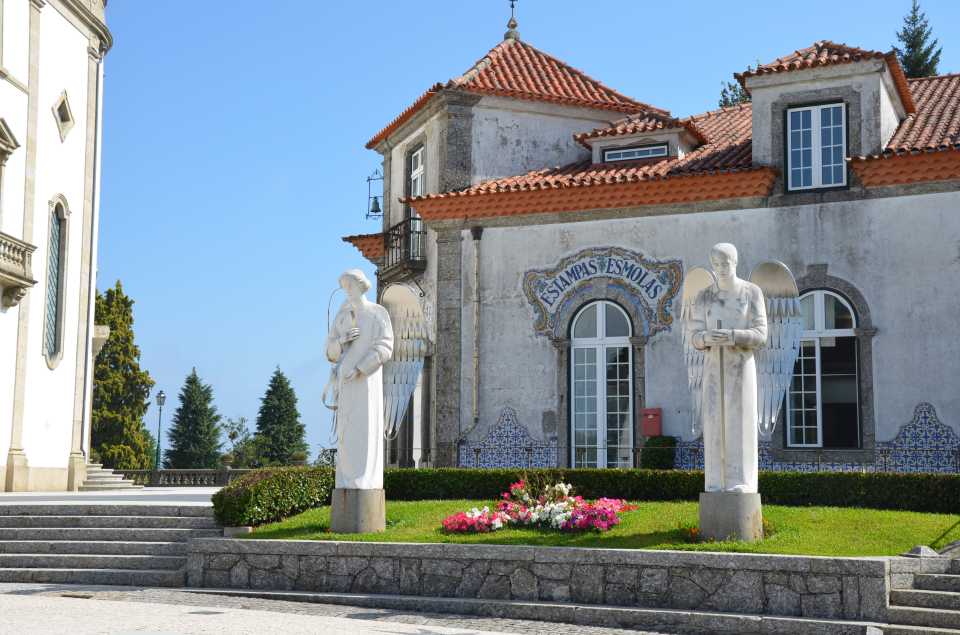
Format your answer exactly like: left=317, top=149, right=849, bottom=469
left=381, top=217, right=426, bottom=280
left=0, top=231, right=36, bottom=308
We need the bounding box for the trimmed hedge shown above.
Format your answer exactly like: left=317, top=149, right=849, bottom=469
left=212, top=466, right=334, bottom=527
left=639, top=436, right=677, bottom=470
left=213, top=466, right=960, bottom=526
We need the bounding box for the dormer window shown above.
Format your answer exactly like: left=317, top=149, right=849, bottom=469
left=787, top=103, right=846, bottom=191
left=603, top=143, right=668, bottom=163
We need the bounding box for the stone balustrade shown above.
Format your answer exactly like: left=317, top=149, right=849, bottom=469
left=116, top=469, right=253, bottom=487
left=187, top=539, right=890, bottom=623
left=0, top=231, right=36, bottom=308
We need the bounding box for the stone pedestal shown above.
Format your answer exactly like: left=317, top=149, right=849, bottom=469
left=330, top=488, right=385, bottom=533
left=699, top=491, right=763, bottom=542
left=66, top=452, right=86, bottom=492
left=4, top=449, right=29, bottom=492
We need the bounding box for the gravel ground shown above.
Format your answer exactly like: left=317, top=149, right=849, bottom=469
left=0, top=583, right=670, bottom=634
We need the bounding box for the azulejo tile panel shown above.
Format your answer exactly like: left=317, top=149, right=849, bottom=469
left=458, top=407, right=558, bottom=468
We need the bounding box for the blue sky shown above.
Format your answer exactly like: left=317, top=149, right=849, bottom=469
left=98, top=1, right=959, bottom=458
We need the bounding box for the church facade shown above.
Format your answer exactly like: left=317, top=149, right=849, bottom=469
left=0, top=0, right=111, bottom=490
left=345, top=26, right=960, bottom=473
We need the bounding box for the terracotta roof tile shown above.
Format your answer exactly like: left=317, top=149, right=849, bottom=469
left=736, top=41, right=916, bottom=113
left=574, top=112, right=707, bottom=147
left=885, top=74, right=960, bottom=152
left=342, top=233, right=384, bottom=264
left=366, top=37, right=666, bottom=149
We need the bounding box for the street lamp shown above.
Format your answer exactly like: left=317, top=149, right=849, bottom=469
left=154, top=390, right=166, bottom=470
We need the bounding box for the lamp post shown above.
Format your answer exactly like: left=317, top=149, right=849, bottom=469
left=154, top=390, right=166, bottom=471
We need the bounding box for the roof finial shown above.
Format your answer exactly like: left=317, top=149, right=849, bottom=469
left=504, top=0, right=519, bottom=40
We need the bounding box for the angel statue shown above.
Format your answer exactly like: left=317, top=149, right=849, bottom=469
left=681, top=244, right=801, bottom=495
left=324, top=270, right=394, bottom=490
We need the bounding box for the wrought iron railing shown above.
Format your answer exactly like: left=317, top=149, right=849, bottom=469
left=382, top=217, right=426, bottom=273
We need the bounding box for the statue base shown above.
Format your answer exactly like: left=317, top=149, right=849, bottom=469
left=699, top=491, right=763, bottom=542
left=330, top=488, right=385, bottom=533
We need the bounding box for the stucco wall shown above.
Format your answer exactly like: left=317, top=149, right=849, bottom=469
left=460, top=191, right=960, bottom=451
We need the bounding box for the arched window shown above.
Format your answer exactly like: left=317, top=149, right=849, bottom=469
left=787, top=290, right=859, bottom=448
left=44, top=202, right=68, bottom=365
left=570, top=300, right=633, bottom=468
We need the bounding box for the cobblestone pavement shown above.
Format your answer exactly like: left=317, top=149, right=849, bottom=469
left=0, top=583, right=670, bottom=634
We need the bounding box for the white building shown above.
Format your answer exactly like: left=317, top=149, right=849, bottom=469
left=0, top=0, right=110, bottom=490
left=346, top=25, right=960, bottom=473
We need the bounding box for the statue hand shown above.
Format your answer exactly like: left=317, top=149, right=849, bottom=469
left=341, top=328, right=360, bottom=345
left=341, top=365, right=361, bottom=382
left=704, top=329, right=733, bottom=346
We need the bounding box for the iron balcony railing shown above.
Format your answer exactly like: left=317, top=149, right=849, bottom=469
left=383, top=217, right=427, bottom=274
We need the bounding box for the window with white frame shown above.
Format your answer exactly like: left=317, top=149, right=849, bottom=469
left=571, top=301, right=633, bottom=468
left=405, top=144, right=425, bottom=258
left=786, top=290, right=859, bottom=448
left=408, top=145, right=424, bottom=207
left=603, top=144, right=668, bottom=162
left=786, top=103, right=846, bottom=191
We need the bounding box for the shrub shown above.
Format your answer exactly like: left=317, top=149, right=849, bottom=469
left=639, top=436, right=677, bottom=470
left=212, top=466, right=334, bottom=527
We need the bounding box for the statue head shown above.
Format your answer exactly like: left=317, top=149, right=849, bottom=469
left=709, top=243, right=739, bottom=283
left=339, top=269, right=372, bottom=302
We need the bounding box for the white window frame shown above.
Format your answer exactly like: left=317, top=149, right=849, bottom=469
left=786, top=103, right=847, bottom=191
left=570, top=301, right=633, bottom=468
left=603, top=143, right=668, bottom=163
left=408, top=145, right=424, bottom=206
left=786, top=290, right=858, bottom=448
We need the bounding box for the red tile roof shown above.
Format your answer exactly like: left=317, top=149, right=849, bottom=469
left=342, top=233, right=384, bottom=263
left=736, top=41, right=916, bottom=114
left=365, top=36, right=666, bottom=149
left=885, top=74, right=960, bottom=153
left=574, top=112, right=708, bottom=148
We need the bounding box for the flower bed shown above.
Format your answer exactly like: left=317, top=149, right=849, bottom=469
left=442, top=480, right=634, bottom=534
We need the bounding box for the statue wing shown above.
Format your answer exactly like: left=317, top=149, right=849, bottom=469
left=749, top=261, right=803, bottom=441
left=681, top=267, right=716, bottom=438
left=381, top=284, right=429, bottom=440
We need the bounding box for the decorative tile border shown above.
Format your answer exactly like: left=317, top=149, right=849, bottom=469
left=458, top=407, right=558, bottom=468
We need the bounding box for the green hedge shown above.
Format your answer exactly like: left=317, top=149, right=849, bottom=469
left=212, top=466, right=334, bottom=527
left=639, top=436, right=677, bottom=470
left=213, top=467, right=960, bottom=526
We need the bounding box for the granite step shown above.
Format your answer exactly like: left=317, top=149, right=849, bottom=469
left=916, top=574, right=960, bottom=593
left=187, top=588, right=887, bottom=635
left=0, top=527, right=221, bottom=542
left=0, top=567, right=184, bottom=587
left=882, top=626, right=960, bottom=635
left=0, top=553, right=184, bottom=570
left=891, top=589, right=960, bottom=611
left=78, top=483, right=143, bottom=491
left=0, top=505, right=214, bottom=518
left=0, top=515, right=218, bottom=529
left=0, top=541, right=186, bottom=556
left=887, top=605, right=960, bottom=629
left=83, top=473, right=130, bottom=481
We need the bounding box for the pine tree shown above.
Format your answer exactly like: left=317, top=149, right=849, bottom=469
left=91, top=281, right=156, bottom=470
left=894, top=0, right=942, bottom=78
left=164, top=369, right=222, bottom=468
left=719, top=80, right=750, bottom=108
left=254, top=368, right=307, bottom=465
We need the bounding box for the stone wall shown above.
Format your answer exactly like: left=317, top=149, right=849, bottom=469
left=187, top=539, right=890, bottom=622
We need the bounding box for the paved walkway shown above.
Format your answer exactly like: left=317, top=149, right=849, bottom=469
left=0, top=487, right=217, bottom=506
left=0, top=584, right=668, bottom=634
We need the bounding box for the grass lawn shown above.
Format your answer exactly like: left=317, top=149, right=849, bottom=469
left=245, top=500, right=960, bottom=557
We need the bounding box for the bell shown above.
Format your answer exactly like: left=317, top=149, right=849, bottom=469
left=369, top=196, right=381, bottom=216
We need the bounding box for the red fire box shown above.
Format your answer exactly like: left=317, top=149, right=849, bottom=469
left=641, top=407, right=662, bottom=437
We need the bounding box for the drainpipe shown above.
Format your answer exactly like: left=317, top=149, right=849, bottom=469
left=470, top=226, right=483, bottom=431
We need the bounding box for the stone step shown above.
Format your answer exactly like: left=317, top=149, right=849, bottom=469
left=892, top=589, right=960, bottom=611
left=0, top=515, right=218, bottom=529
left=0, top=553, right=184, bottom=571
left=0, top=540, right=186, bottom=556
left=186, top=589, right=886, bottom=635
left=0, top=527, right=221, bottom=542
left=887, top=606, right=960, bottom=630
left=882, top=626, right=960, bottom=635
left=917, top=574, right=960, bottom=593
left=0, top=567, right=184, bottom=587
left=85, top=463, right=103, bottom=469
left=950, top=560, right=960, bottom=575
left=0, top=505, right=214, bottom=518
left=83, top=472, right=128, bottom=480
left=79, top=483, right=143, bottom=491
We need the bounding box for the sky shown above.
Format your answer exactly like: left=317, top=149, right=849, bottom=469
left=98, top=0, right=960, bottom=459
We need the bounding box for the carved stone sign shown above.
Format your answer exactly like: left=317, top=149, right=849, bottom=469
left=522, top=246, right=683, bottom=339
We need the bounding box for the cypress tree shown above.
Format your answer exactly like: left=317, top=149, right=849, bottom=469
left=164, top=369, right=222, bottom=468
left=254, top=368, right=307, bottom=465
left=91, top=281, right=155, bottom=470
left=894, top=0, right=942, bottom=78
left=719, top=80, right=750, bottom=108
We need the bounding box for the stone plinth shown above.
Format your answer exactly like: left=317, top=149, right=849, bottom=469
left=699, top=491, right=763, bottom=542
left=330, top=488, right=385, bottom=533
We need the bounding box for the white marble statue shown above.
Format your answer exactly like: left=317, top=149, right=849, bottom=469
left=684, top=244, right=767, bottom=493
left=325, top=270, right=394, bottom=490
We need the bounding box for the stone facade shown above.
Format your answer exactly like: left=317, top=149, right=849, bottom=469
left=188, top=539, right=890, bottom=623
